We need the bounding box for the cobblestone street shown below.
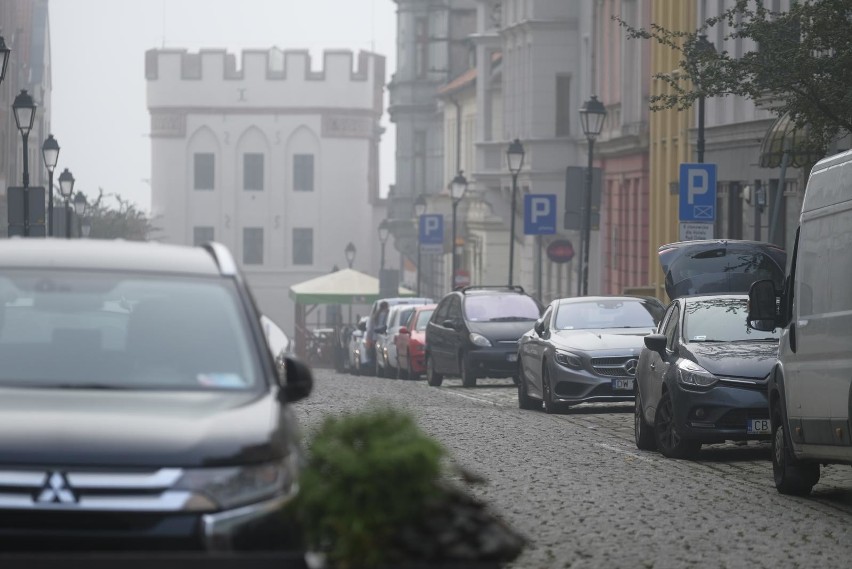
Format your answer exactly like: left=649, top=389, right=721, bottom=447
left=296, top=369, right=852, bottom=569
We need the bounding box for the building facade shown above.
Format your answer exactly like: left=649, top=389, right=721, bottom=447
left=146, top=48, right=386, bottom=333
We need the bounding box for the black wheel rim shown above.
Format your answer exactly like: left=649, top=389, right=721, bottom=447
left=656, top=396, right=679, bottom=450
left=774, top=424, right=785, bottom=470
left=543, top=369, right=552, bottom=410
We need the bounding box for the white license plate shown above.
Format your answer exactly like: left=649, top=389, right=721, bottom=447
left=612, top=378, right=634, bottom=390
left=747, top=418, right=771, bottom=434
left=507, top=353, right=518, bottom=362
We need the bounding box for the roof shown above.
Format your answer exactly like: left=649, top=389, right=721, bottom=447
left=438, top=67, right=477, bottom=97
left=289, top=268, right=415, bottom=305
left=0, top=239, right=221, bottom=275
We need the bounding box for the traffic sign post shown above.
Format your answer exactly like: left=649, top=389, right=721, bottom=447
left=524, top=194, right=557, bottom=235
left=419, top=214, right=444, bottom=254
left=679, top=163, right=716, bottom=240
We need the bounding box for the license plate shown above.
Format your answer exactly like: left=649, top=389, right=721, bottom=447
left=612, top=378, right=634, bottom=390
left=747, top=418, right=771, bottom=434
left=507, top=353, right=518, bottom=362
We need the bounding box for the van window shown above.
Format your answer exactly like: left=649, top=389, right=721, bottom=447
left=797, top=216, right=828, bottom=316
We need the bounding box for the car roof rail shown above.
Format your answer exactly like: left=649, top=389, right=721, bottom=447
left=201, top=242, right=238, bottom=276
left=456, top=285, right=526, bottom=294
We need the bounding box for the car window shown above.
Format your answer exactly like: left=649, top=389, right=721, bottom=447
left=397, top=308, right=415, bottom=329
left=414, top=309, right=435, bottom=331
left=666, top=249, right=785, bottom=298
left=541, top=306, right=554, bottom=332
left=663, top=303, right=681, bottom=351
left=433, top=299, right=450, bottom=323
left=447, top=296, right=462, bottom=320
left=463, top=294, right=540, bottom=322
left=553, top=299, right=661, bottom=330
left=0, top=270, right=261, bottom=390
left=684, top=297, right=780, bottom=342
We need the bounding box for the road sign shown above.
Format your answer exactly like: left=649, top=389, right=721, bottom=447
left=546, top=239, right=575, bottom=263
left=524, top=194, right=557, bottom=235
left=679, top=222, right=714, bottom=241
left=679, top=163, right=717, bottom=222
left=453, top=269, right=471, bottom=288
left=419, top=214, right=444, bottom=254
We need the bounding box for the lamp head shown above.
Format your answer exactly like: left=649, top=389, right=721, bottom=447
left=578, top=95, right=607, bottom=139
left=73, top=191, right=87, bottom=215
left=12, top=90, right=37, bottom=137
left=506, top=138, right=525, bottom=174
left=42, top=134, right=60, bottom=172
left=0, top=34, right=10, bottom=86
left=58, top=168, right=75, bottom=198
left=377, top=219, right=390, bottom=244
left=450, top=171, right=468, bottom=201
left=414, top=194, right=428, bottom=217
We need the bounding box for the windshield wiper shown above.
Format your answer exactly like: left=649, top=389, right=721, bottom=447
left=689, top=339, right=727, bottom=343
left=729, top=338, right=779, bottom=342
left=46, top=383, right=131, bottom=390
left=488, top=316, right=536, bottom=322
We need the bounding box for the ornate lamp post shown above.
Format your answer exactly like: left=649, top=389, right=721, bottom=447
left=414, top=194, right=427, bottom=296
left=689, top=34, right=717, bottom=164
left=41, top=134, right=60, bottom=237
left=73, top=192, right=87, bottom=238
left=12, top=90, right=37, bottom=236
left=449, top=171, right=468, bottom=289
left=578, top=95, right=607, bottom=296
left=345, top=241, right=356, bottom=269
left=377, top=219, right=390, bottom=272
left=506, top=139, right=525, bottom=286
left=58, top=168, right=75, bottom=239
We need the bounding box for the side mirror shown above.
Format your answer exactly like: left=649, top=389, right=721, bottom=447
left=357, top=321, right=367, bottom=332
left=644, top=333, right=668, bottom=355
left=398, top=326, right=409, bottom=335
left=278, top=355, right=313, bottom=403
left=747, top=279, right=779, bottom=331
left=534, top=319, right=545, bottom=336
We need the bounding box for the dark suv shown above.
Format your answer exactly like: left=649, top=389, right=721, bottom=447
left=425, top=286, right=542, bottom=388
left=0, top=239, right=313, bottom=552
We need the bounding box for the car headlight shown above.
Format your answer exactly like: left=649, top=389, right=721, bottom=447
left=676, top=359, right=718, bottom=388
left=554, top=350, right=583, bottom=369
left=469, top=332, right=492, bottom=347
left=175, top=455, right=299, bottom=510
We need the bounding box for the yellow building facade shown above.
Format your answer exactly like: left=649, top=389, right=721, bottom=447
left=647, top=0, right=696, bottom=300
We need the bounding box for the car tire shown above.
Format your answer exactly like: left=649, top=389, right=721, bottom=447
left=541, top=367, right=563, bottom=414
left=517, top=365, right=539, bottom=411
left=426, top=355, right=443, bottom=387
left=460, top=354, right=477, bottom=388
left=771, top=407, right=820, bottom=495
left=654, top=390, right=700, bottom=459
left=634, top=389, right=657, bottom=451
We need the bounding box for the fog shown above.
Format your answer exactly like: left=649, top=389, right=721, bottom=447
left=50, top=0, right=396, bottom=211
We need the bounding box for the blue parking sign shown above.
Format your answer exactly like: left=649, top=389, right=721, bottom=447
left=679, top=163, right=717, bottom=222
left=524, top=194, right=557, bottom=235
left=419, top=214, right=444, bottom=253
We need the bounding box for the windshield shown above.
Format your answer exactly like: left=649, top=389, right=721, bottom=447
left=464, top=295, right=540, bottom=322
left=554, top=299, right=664, bottom=330
left=0, top=270, right=261, bottom=390
left=684, top=297, right=779, bottom=342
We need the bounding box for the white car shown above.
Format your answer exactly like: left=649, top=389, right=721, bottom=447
left=347, top=316, right=369, bottom=375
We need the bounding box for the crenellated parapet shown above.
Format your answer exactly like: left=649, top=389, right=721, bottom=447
left=146, top=48, right=386, bottom=113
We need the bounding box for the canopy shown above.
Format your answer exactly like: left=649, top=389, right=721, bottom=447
left=288, top=268, right=415, bottom=305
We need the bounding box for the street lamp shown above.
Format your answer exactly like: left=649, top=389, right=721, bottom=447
left=42, top=134, right=60, bottom=237
left=12, top=90, right=37, bottom=237
left=0, top=34, right=10, bottom=86
left=345, top=241, right=356, bottom=269
left=81, top=218, right=92, bottom=238
left=578, top=95, right=607, bottom=297
left=377, top=219, right=390, bottom=272
left=506, top=139, right=525, bottom=286
left=449, top=171, right=468, bottom=289
left=74, top=192, right=87, bottom=238
left=688, top=34, right=716, bottom=163
left=58, top=168, right=75, bottom=239
left=414, top=194, right=428, bottom=296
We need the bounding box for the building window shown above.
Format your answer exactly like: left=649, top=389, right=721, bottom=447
left=555, top=75, right=571, bottom=137
left=292, top=228, right=313, bottom=265
left=415, top=17, right=429, bottom=78
left=193, top=226, right=214, bottom=246
left=243, top=153, right=264, bottom=191
left=194, top=153, right=215, bottom=190
left=293, top=154, right=315, bottom=192
left=243, top=227, right=264, bottom=265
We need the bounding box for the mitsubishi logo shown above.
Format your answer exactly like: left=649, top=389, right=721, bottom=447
left=36, top=472, right=77, bottom=504
left=623, top=359, right=639, bottom=377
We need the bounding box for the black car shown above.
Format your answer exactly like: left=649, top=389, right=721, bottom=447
left=634, top=239, right=787, bottom=459
left=425, top=286, right=542, bottom=388
left=517, top=296, right=665, bottom=413
left=0, top=239, right=313, bottom=551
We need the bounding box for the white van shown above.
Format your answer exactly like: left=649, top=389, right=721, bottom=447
left=749, top=149, right=852, bottom=495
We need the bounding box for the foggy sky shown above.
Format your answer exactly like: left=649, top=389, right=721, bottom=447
left=50, top=0, right=396, bottom=211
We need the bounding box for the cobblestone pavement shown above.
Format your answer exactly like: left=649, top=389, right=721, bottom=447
left=295, top=368, right=852, bottom=569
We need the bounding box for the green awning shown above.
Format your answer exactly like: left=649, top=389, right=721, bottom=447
left=288, top=268, right=415, bottom=305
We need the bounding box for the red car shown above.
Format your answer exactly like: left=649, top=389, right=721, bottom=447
left=395, top=304, right=436, bottom=380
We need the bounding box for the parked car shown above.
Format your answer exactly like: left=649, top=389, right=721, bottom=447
left=0, top=239, right=313, bottom=551
left=374, top=303, right=418, bottom=378
left=634, top=238, right=787, bottom=459
left=395, top=304, right=437, bottom=380
left=517, top=296, right=665, bottom=413
left=363, top=296, right=433, bottom=376
left=347, top=316, right=369, bottom=375
left=425, top=286, right=543, bottom=388
left=749, top=149, right=852, bottom=495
